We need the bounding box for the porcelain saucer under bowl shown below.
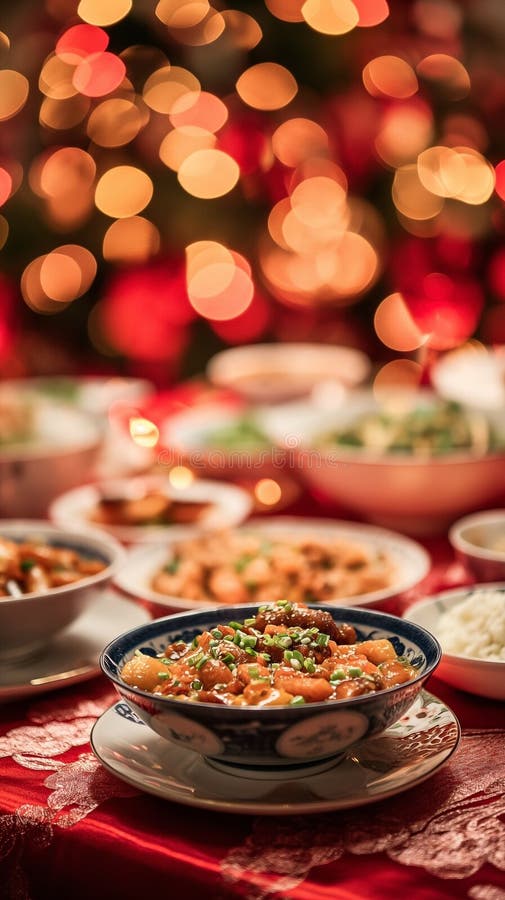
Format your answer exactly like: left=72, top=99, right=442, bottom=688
left=90, top=690, right=460, bottom=815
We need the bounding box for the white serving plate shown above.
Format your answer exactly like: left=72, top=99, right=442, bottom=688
left=50, top=476, right=252, bottom=544
left=114, top=516, right=430, bottom=611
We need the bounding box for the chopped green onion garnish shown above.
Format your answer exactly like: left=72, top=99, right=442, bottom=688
left=303, top=658, right=316, bottom=673
left=348, top=667, right=363, bottom=677
left=195, top=655, right=209, bottom=670
left=228, top=621, right=244, bottom=630
left=211, top=629, right=222, bottom=640
left=316, top=632, right=330, bottom=648
left=191, top=680, right=202, bottom=690
left=330, top=669, right=346, bottom=681
left=248, top=666, right=259, bottom=679
left=290, top=695, right=305, bottom=705
left=157, top=672, right=170, bottom=680
left=20, top=559, right=36, bottom=572
left=222, top=652, right=235, bottom=666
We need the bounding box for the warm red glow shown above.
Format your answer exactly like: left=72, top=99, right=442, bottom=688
left=73, top=52, right=126, bottom=97
left=170, top=91, right=228, bottom=132
left=494, top=161, right=505, bottom=202
left=56, top=24, right=108, bottom=64
left=0, top=168, right=12, bottom=206
left=354, top=0, right=389, bottom=27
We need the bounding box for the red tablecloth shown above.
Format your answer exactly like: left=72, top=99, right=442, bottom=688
left=1, top=507, right=504, bottom=900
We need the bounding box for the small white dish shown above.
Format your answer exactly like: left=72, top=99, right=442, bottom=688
left=0, top=591, right=150, bottom=702
left=90, top=690, right=459, bottom=815
left=404, top=586, right=505, bottom=701
left=114, top=516, right=430, bottom=611
left=50, top=477, right=252, bottom=544
left=206, top=343, right=370, bottom=404
left=432, top=345, right=505, bottom=411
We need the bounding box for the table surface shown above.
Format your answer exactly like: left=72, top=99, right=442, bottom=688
left=1, top=511, right=504, bottom=900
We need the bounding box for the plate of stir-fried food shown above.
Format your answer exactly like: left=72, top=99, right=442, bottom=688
left=115, top=518, right=430, bottom=610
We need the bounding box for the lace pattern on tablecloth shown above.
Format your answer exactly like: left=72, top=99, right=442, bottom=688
left=222, top=728, right=505, bottom=900
left=0, top=691, right=137, bottom=899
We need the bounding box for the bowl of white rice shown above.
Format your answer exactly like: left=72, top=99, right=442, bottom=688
left=404, top=584, right=505, bottom=700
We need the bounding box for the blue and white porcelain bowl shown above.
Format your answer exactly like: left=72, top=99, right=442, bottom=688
left=101, top=604, right=441, bottom=770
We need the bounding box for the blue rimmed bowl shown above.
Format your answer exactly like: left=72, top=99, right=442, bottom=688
left=101, top=604, right=441, bottom=770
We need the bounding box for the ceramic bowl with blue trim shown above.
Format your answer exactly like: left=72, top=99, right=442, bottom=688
left=101, top=604, right=441, bottom=770
left=0, top=520, right=125, bottom=663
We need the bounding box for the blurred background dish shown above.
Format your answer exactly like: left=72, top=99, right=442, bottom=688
left=0, top=387, right=103, bottom=518
left=206, top=343, right=370, bottom=405
left=2, top=376, right=155, bottom=480
left=449, top=509, right=505, bottom=582
left=114, top=517, right=430, bottom=613
left=404, top=584, right=505, bottom=700
left=5, top=375, right=154, bottom=418
left=50, top=476, right=252, bottom=544
left=432, top=345, right=505, bottom=411
left=261, top=390, right=505, bottom=535
left=0, top=520, right=124, bottom=662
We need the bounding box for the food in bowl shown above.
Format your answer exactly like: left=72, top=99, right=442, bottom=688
left=151, top=530, right=395, bottom=605
left=90, top=489, right=212, bottom=528
left=121, top=600, right=418, bottom=706
left=436, top=589, right=505, bottom=661
left=204, top=414, right=270, bottom=451
left=0, top=535, right=106, bottom=596
left=0, top=521, right=124, bottom=662
left=102, top=602, right=440, bottom=766
left=0, top=388, right=34, bottom=446
left=317, top=400, right=502, bottom=456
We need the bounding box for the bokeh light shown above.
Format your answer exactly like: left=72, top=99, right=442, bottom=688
left=374, top=292, right=427, bottom=351
left=236, top=63, right=298, bottom=111
left=302, top=0, right=359, bottom=35
left=77, top=0, right=132, bottom=26
left=363, top=56, right=418, bottom=99
left=177, top=148, right=239, bottom=198
left=0, top=70, right=30, bottom=120
left=95, top=166, right=153, bottom=217
left=255, top=478, right=282, bottom=506
left=103, top=216, right=160, bottom=263
left=168, top=465, right=195, bottom=488
left=129, top=416, right=159, bottom=447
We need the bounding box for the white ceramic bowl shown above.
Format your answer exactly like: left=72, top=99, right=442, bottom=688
left=50, top=476, right=252, bottom=544
left=449, top=509, right=505, bottom=582
left=115, top=516, right=430, bottom=612
left=206, top=343, right=370, bottom=404
left=260, top=391, right=505, bottom=536
left=0, top=521, right=125, bottom=662
left=404, top=585, right=505, bottom=701
left=159, top=403, right=287, bottom=480
left=0, top=399, right=103, bottom=517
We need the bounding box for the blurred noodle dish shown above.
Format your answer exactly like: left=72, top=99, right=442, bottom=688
left=316, top=400, right=504, bottom=456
